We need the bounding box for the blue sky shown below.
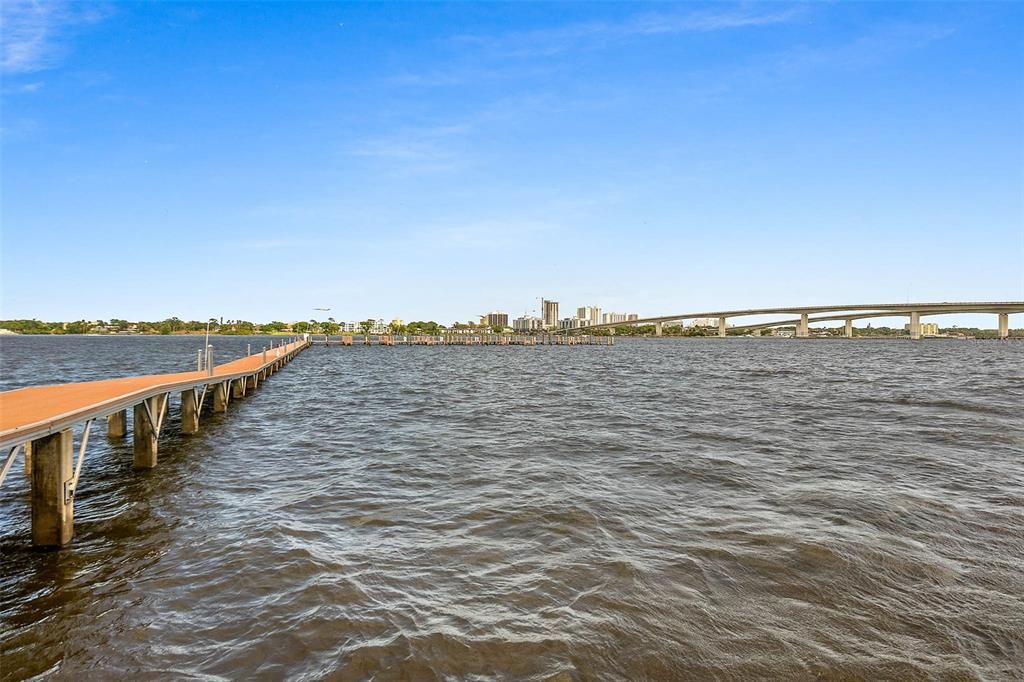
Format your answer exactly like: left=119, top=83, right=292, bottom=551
left=1, top=1, right=1021, bottom=326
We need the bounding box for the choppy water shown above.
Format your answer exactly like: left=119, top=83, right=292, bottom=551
left=1, top=335, right=1022, bottom=680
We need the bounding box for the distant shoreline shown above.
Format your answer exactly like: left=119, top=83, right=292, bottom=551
left=0, top=331, right=296, bottom=337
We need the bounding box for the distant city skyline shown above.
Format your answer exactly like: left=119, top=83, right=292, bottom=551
left=1, top=2, right=1021, bottom=328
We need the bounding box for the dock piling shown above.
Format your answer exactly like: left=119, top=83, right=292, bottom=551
left=181, top=389, right=200, bottom=434
left=107, top=410, right=127, bottom=438
left=214, top=381, right=229, bottom=412
left=30, top=429, right=74, bottom=547
left=133, top=394, right=166, bottom=468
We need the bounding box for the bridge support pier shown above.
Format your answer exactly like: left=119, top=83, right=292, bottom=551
left=844, top=319, right=853, bottom=338
left=181, top=389, right=200, bottom=434
left=998, top=313, right=1009, bottom=339
left=246, top=373, right=258, bottom=391
left=797, top=313, right=809, bottom=338
left=718, top=317, right=727, bottom=337
left=655, top=322, right=663, bottom=337
left=107, top=410, right=127, bottom=438
left=31, top=429, right=74, bottom=547
left=214, top=381, right=229, bottom=412
left=909, top=312, right=921, bottom=340
left=232, top=378, right=245, bottom=399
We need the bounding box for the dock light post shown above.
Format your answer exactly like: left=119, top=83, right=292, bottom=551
left=201, top=317, right=218, bottom=373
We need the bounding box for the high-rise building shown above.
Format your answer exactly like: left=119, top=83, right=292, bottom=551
left=541, top=299, right=559, bottom=329
left=577, top=306, right=601, bottom=326
left=485, top=312, right=509, bottom=329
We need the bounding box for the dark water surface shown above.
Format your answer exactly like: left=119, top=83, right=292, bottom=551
left=1, top=336, right=1022, bottom=680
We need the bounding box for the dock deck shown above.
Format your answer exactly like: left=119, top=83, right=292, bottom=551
left=0, top=338, right=310, bottom=547
left=0, top=339, right=308, bottom=450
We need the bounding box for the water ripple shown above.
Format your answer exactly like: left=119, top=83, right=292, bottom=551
left=1, top=336, right=1022, bottom=680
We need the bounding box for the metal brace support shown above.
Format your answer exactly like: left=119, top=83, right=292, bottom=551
left=141, top=393, right=169, bottom=436
left=63, top=419, right=94, bottom=504
left=0, top=444, right=21, bottom=488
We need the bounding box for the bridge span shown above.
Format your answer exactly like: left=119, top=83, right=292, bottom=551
left=560, top=302, right=1024, bottom=339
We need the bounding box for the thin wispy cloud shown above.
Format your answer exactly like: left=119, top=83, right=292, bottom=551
left=351, top=123, right=473, bottom=174
left=433, top=218, right=562, bottom=250
left=681, top=21, right=958, bottom=99
left=453, top=5, right=806, bottom=58
left=0, top=0, right=111, bottom=74
left=238, top=239, right=321, bottom=251
left=774, top=23, right=955, bottom=74
left=1, top=80, right=43, bottom=94
left=388, top=63, right=559, bottom=88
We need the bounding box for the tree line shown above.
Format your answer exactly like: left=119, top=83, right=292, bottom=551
left=0, top=318, right=291, bottom=335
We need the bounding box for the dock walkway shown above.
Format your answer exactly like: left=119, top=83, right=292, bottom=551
left=0, top=338, right=310, bottom=547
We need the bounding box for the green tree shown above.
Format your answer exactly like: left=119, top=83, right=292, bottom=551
left=359, top=319, right=375, bottom=335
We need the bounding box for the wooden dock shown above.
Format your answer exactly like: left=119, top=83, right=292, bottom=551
left=0, top=338, right=309, bottom=547
left=310, top=334, right=614, bottom=346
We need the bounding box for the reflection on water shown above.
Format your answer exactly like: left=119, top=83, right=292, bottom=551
left=1, top=336, right=1022, bottom=680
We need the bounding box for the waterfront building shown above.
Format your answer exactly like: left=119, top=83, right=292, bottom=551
left=904, top=322, right=940, bottom=336
left=577, top=306, right=601, bottom=326
left=514, top=315, right=544, bottom=332
left=601, top=312, right=638, bottom=325
left=541, top=299, right=559, bottom=329
left=486, top=312, right=509, bottom=329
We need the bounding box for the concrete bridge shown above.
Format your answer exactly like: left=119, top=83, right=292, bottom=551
left=562, top=302, right=1024, bottom=339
